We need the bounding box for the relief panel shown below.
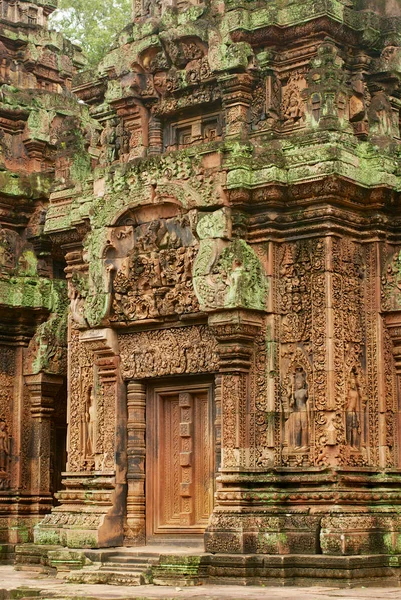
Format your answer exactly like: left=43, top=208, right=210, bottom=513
left=111, top=215, right=200, bottom=323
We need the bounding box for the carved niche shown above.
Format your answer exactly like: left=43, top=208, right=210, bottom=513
left=281, top=349, right=313, bottom=467
left=0, top=347, right=14, bottom=490
left=110, top=214, right=200, bottom=323
left=280, top=71, right=307, bottom=127
left=68, top=328, right=118, bottom=473
left=251, top=74, right=280, bottom=132
left=0, top=228, right=19, bottom=274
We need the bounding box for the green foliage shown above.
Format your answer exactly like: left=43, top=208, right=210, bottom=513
left=49, top=0, right=131, bottom=66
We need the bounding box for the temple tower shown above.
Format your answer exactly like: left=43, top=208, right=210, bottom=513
left=18, top=0, right=401, bottom=584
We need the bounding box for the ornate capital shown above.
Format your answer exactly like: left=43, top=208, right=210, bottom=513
left=208, top=309, right=265, bottom=371
left=219, top=73, right=255, bottom=107
left=25, top=372, right=64, bottom=419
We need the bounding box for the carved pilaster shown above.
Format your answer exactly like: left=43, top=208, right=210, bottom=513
left=209, top=310, right=264, bottom=471
left=220, top=74, right=254, bottom=140
left=24, top=373, right=63, bottom=496
left=205, top=310, right=265, bottom=553
left=125, top=381, right=146, bottom=545
left=148, top=115, right=163, bottom=155
left=34, top=328, right=126, bottom=548
left=214, top=374, right=222, bottom=474
left=384, top=312, right=401, bottom=467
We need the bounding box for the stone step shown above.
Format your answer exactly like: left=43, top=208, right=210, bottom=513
left=99, top=563, right=148, bottom=573
left=14, top=564, right=49, bottom=573
left=101, top=557, right=157, bottom=567
left=101, top=551, right=161, bottom=560
left=67, top=568, right=144, bottom=586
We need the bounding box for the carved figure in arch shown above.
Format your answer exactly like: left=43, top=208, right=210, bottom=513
left=284, top=92, right=303, bottom=123
left=68, top=282, right=88, bottom=328
left=0, top=420, right=9, bottom=472
left=287, top=368, right=310, bottom=451
left=112, top=214, right=199, bottom=322
left=99, top=119, right=116, bottom=165
left=368, top=91, right=394, bottom=137
left=346, top=369, right=361, bottom=450
left=281, top=72, right=306, bottom=126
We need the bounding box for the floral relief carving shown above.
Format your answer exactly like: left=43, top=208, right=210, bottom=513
left=118, top=325, right=219, bottom=380
left=381, top=248, right=401, bottom=312
left=383, top=323, right=396, bottom=467
left=252, top=323, right=275, bottom=469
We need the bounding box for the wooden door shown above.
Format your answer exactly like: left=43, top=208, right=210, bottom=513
left=147, top=383, right=214, bottom=538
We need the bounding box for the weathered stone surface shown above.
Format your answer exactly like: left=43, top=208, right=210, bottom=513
left=2, top=0, right=401, bottom=586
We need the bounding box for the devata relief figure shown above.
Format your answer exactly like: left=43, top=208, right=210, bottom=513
left=288, top=368, right=310, bottom=450
left=81, top=387, right=96, bottom=459
left=0, top=420, right=9, bottom=472
left=346, top=370, right=361, bottom=450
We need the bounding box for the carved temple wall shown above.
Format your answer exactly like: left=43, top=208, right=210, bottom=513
left=3, top=0, right=401, bottom=581
left=0, top=339, right=66, bottom=544
left=34, top=217, right=401, bottom=556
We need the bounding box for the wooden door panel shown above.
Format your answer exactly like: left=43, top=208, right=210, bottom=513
left=194, top=392, right=213, bottom=526
left=158, top=394, right=181, bottom=529
left=147, top=383, right=214, bottom=538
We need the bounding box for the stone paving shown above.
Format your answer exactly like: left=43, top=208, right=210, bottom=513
left=2, top=567, right=401, bottom=600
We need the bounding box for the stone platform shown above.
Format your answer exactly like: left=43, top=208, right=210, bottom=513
left=13, top=544, right=401, bottom=589
left=0, top=565, right=401, bottom=600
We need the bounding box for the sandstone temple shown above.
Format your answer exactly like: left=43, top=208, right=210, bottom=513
left=2, top=0, right=401, bottom=587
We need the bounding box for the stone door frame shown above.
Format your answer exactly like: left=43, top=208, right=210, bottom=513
left=125, top=375, right=219, bottom=546
left=146, top=379, right=215, bottom=542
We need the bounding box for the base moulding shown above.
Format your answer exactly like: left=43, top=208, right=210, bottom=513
left=10, top=544, right=401, bottom=588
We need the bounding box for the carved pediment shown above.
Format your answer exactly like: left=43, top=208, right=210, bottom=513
left=110, top=213, right=200, bottom=323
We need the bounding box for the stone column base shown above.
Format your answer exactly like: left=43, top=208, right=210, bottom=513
left=206, top=508, right=401, bottom=556
left=0, top=494, right=54, bottom=547
left=34, top=472, right=125, bottom=548
left=205, top=510, right=321, bottom=554
left=320, top=512, right=401, bottom=555
left=203, top=553, right=401, bottom=587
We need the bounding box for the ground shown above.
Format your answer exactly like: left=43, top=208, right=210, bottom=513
left=2, top=567, right=400, bottom=600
